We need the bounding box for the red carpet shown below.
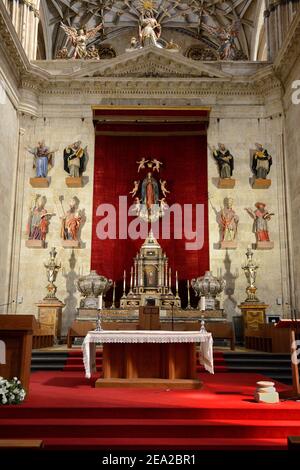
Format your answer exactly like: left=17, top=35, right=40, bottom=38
left=0, top=370, right=299, bottom=450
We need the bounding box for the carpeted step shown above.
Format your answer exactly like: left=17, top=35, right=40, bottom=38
left=43, top=436, right=287, bottom=450
left=44, top=437, right=287, bottom=451
left=1, top=418, right=300, bottom=440
left=2, top=405, right=300, bottom=421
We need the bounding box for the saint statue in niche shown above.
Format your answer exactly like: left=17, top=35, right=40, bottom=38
left=218, top=198, right=239, bottom=247
left=139, top=10, right=161, bottom=47
left=63, top=141, right=87, bottom=178
left=252, top=143, right=272, bottom=179
left=26, top=141, right=55, bottom=178
left=245, top=202, right=275, bottom=249
left=213, top=143, right=234, bottom=179
left=60, top=197, right=83, bottom=244
left=26, top=195, right=53, bottom=247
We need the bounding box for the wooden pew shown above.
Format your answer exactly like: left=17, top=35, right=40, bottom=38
left=0, top=440, right=44, bottom=449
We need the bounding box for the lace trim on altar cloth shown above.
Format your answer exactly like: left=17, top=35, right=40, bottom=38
left=83, top=330, right=212, bottom=344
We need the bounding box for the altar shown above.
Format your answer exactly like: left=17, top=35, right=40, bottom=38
left=83, top=330, right=214, bottom=389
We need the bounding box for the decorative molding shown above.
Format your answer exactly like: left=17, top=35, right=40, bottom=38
left=0, top=4, right=282, bottom=112
left=0, top=2, right=31, bottom=77
left=60, top=47, right=232, bottom=80
left=274, top=9, right=300, bottom=82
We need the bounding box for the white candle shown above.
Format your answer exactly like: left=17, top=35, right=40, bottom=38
left=130, top=266, right=133, bottom=290
left=200, top=296, right=206, bottom=311
left=169, top=268, right=172, bottom=290
left=112, top=282, right=116, bottom=303
left=176, top=271, right=179, bottom=292
left=187, top=280, right=191, bottom=306
left=98, top=294, right=103, bottom=310
left=123, top=270, right=126, bottom=293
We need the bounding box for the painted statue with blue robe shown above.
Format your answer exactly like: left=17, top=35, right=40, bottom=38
left=141, top=172, right=159, bottom=211
left=27, top=141, right=53, bottom=178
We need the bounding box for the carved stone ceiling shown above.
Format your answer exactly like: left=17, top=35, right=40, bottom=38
left=43, top=0, right=260, bottom=59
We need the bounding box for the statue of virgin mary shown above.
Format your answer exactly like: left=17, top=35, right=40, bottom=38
left=141, top=172, right=159, bottom=212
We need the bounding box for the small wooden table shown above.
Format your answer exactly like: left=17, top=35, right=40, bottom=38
left=83, top=330, right=214, bottom=389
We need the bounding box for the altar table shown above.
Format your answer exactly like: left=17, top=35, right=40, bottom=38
left=83, top=330, right=214, bottom=389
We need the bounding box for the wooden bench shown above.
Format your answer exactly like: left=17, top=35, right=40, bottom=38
left=67, top=319, right=235, bottom=350
left=206, top=322, right=236, bottom=351
left=67, top=321, right=95, bottom=348
left=0, top=440, right=44, bottom=448
left=245, top=323, right=292, bottom=353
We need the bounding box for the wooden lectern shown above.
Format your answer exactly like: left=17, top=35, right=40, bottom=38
left=276, top=320, right=300, bottom=399
left=0, top=315, right=37, bottom=393
left=139, top=306, right=160, bottom=330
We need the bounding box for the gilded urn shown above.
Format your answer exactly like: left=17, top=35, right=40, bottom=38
left=77, top=270, right=113, bottom=309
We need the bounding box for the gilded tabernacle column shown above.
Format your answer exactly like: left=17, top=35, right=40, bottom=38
left=165, top=259, right=168, bottom=291
left=134, top=258, right=138, bottom=289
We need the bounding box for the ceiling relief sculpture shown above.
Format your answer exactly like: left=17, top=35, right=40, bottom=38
left=43, top=0, right=259, bottom=60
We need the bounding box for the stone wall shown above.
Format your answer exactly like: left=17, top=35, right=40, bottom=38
left=0, top=83, right=19, bottom=312
left=282, top=54, right=300, bottom=312
left=208, top=110, right=289, bottom=321
left=16, top=113, right=95, bottom=332
left=0, top=35, right=291, bottom=329
left=13, top=102, right=289, bottom=331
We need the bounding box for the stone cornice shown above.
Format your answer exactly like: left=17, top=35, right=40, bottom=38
left=0, top=1, right=31, bottom=78
left=29, top=51, right=280, bottom=103
left=274, top=8, right=300, bottom=83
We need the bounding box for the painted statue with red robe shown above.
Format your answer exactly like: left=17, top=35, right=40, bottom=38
left=141, top=172, right=159, bottom=212
left=245, top=203, right=274, bottom=242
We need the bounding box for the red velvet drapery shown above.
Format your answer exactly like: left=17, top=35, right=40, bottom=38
left=91, top=119, right=209, bottom=286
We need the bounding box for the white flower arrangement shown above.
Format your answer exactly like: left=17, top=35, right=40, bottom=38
left=0, top=376, right=26, bottom=405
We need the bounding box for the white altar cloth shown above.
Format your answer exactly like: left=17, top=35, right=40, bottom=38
left=82, top=330, right=214, bottom=378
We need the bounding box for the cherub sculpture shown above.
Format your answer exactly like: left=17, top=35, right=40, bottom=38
left=152, top=158, right=163, bottom=173
left=159, top=198, right=169, bottom=216
left=129, top=180, right=140, bottom=198
left=86, top=45, right=100, bottom=60
left=160, top=179, right=170, bottom=198
left=60, top=22, right=102, bottom=59
left=137, top=157, right=148, bottom=172
left=132, top=197, right=141, bottom=215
